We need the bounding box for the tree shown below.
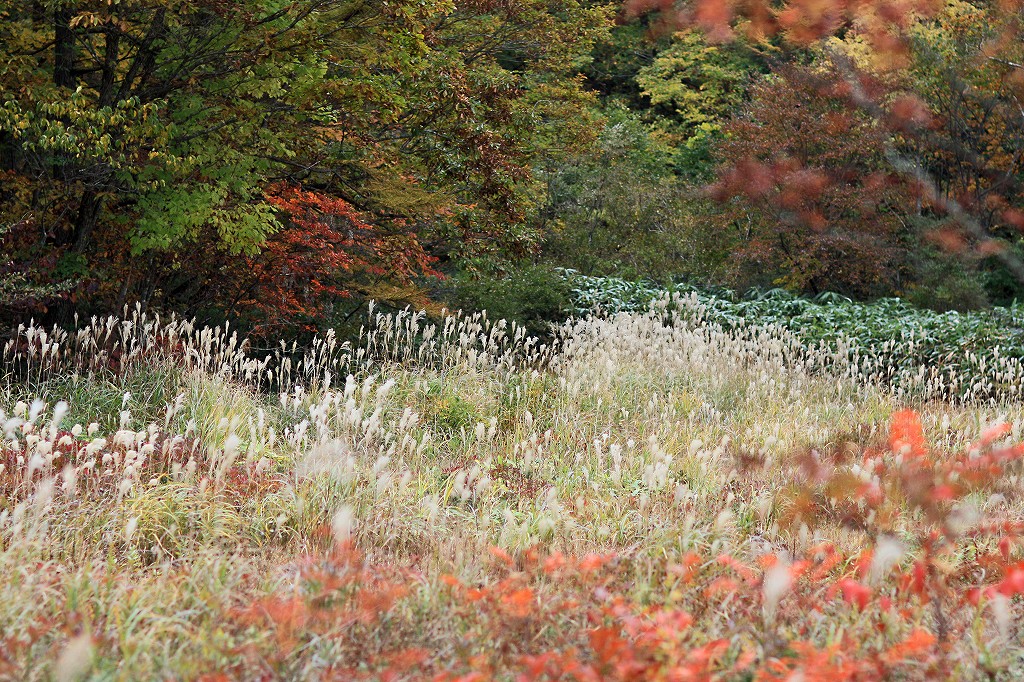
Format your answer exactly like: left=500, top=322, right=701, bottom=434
left=821, top=1, right=1024, bottom=303
left=0, top=0, right=612, bottom=328
left=541, top=110, right=723, bottom=280
left=713, top=68, right=915, bottom=297
left=636, top=28, right=760, bottom=178
left=627, top=0, right=1024, bottom=296
left=0, top=217, right=69, bottom=318
left=396, top=0, right=614, bottom=266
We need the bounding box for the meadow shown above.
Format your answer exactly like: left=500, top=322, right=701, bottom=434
left=3, top=297, right=1024, bottom=680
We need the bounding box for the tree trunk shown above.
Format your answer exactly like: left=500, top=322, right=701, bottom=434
left=54, top=7, right=76, bottom=89
left=71, top=189, right=103, bottom=254
left=98, top=27, right=120, bottom=108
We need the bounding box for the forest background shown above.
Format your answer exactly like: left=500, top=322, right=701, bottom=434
left=3, top=0, right=1024, bottom=339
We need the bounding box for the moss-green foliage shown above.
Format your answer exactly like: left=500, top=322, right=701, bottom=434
left=980, top=241, right=1024, bottom=307
left=441, top=264, right=573, bottom=339
left=521, top=23, right=759, bottom=293
left=582, top=21, right=763, bottom=180
left=904, top=244, right=990, bottom=312
left=637, top=30, right=751, bottom=133
left=538, top=110, right=727, bottom=282
left=421, top=381, right=480, bottom=439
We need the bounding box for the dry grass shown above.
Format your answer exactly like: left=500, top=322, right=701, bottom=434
left=1, top=300, right=1023, bottom=680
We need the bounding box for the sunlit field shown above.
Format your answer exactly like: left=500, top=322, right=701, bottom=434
left=3, top=298, right=1024, bottom=680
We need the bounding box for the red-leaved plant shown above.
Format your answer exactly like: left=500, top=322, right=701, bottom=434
left=190, top=411, right=1024, bottom=680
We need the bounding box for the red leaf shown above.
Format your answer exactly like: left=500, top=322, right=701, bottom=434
left=838, top=578, right=872, bottom=609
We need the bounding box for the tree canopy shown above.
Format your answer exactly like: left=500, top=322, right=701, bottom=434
left=0, top=0, right=611, bottom=329
left=6, top=0, right=1024, bottom=333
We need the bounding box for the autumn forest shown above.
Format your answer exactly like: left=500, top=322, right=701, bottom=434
left=2, top=0, right=1024, bottom=333
left=6, top=1, right=1024, bottom=680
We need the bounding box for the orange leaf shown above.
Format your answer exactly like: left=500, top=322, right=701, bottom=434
left=890, top=410, right=927, bottom=458
left=488, top=546, right=514, bottom=567
left=883, top=628, right=936, bottom=664
left=500, top=588, right=535, bottom=618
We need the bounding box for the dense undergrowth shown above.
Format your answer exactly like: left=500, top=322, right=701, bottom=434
left=564, top=270, right=1024, bottom=403
left=2, top=302, right=1024, bottom=679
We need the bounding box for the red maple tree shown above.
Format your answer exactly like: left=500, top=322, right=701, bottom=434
left=225, top=183, right=440, bottom=334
